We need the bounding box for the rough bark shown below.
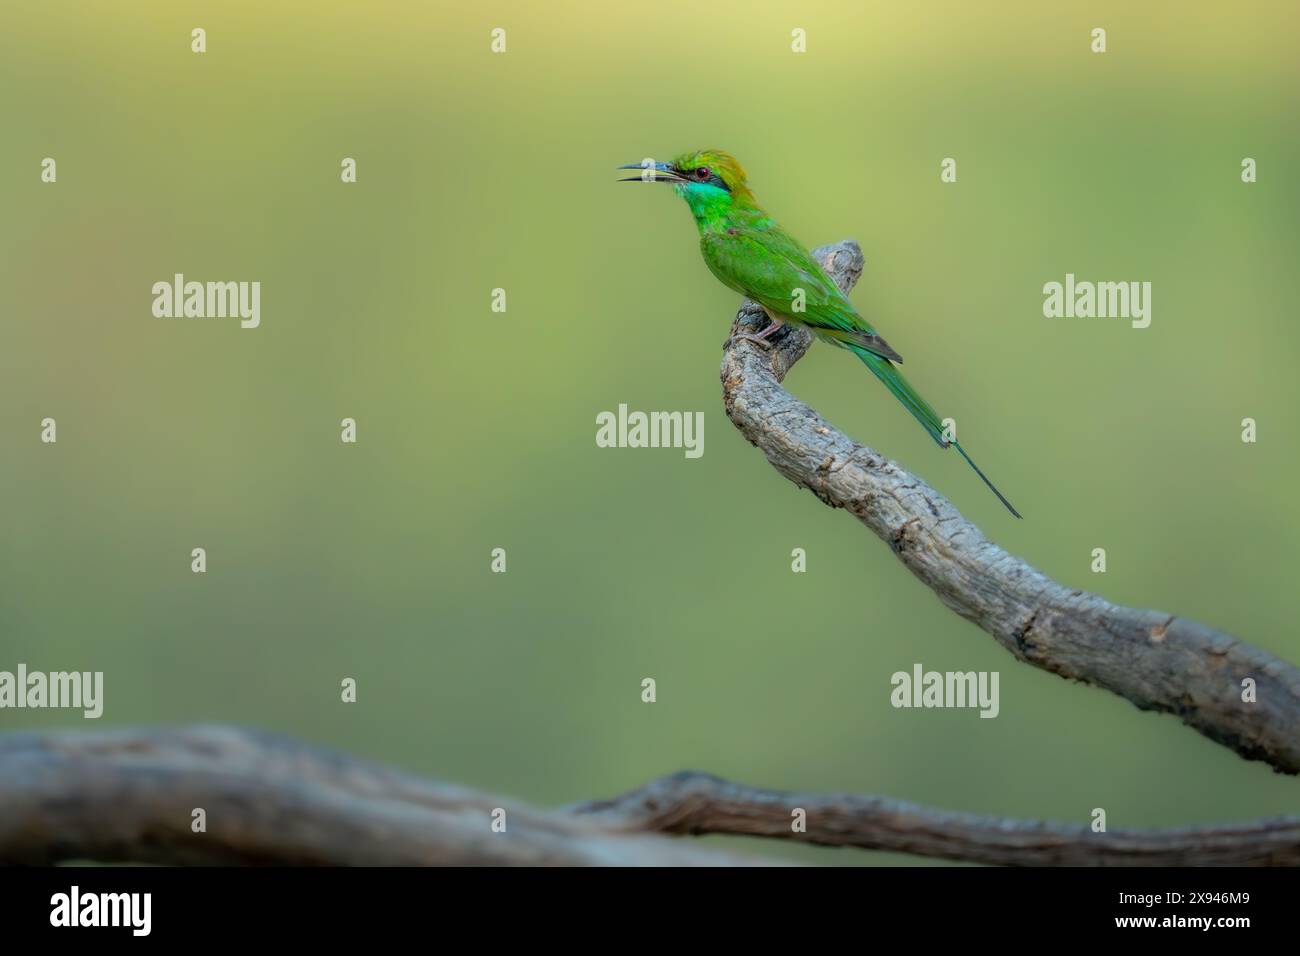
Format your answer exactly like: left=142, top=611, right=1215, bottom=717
left=719, top=240, right=1300, bottom=775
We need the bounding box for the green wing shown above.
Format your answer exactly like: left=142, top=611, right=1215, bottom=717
left=701, top=219, right=903, bottom=363
left=699, top=212, right=1021, bottom=518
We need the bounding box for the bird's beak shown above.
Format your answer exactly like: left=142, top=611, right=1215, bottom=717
left=617, top=161, right=686, bottom=183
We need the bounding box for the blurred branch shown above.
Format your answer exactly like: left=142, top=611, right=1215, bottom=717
left=720, top=240, right=1300, bottom=775
left=570, top=770, right=1300, bottom=866
left=0, top=725, right=762, bottom=866
left=4, top=725, right=1298, bottom=866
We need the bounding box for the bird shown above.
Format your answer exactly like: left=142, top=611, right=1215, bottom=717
left=619, top=148, right=1021, bottom=519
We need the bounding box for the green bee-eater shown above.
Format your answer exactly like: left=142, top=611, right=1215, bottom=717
left=619, top=148, right=1021, bottom=518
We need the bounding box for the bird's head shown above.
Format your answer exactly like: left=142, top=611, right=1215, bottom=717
left=618, top=148, right=752, bottom=204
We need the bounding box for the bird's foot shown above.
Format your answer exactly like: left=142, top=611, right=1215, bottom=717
left=732, top=318, right=785, bottom=350
left=732, top=331, right=774, bottom=349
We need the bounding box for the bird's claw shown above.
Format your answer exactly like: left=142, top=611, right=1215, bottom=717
left=732, top=330, right=776, bottom=350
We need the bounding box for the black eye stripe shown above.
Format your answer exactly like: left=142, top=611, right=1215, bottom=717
left=681, top=164, right=733, bottom=191
left=676, top=163, right=730, bottom=192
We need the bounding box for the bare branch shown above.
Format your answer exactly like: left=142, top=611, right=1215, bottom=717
left=0, top=725, right=765, bottom=866
left=572, top=770, right=1300, bottom=866
left=4, top=726, right=1297, bottom=866
left=720, top=240, right=1300, bottom=775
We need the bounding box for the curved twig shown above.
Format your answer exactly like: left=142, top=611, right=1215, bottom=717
left=719, top=240, right=1300, bottom=775
left=571, top=770, right=1300, bottom=866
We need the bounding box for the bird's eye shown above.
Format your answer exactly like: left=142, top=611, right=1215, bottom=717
left=694, top=166, right=710, bottom=179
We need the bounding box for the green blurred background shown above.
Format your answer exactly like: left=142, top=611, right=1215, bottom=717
left=2, top=2, right=1298, bottom=864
